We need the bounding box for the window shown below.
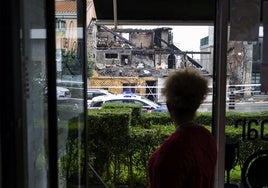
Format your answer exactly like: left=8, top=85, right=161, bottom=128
left=200, top=36, right=209, bottom=46
left=92, top=101, right=104, bottom=107
left=251, top=72, right=261, bottom=94
left=108, top=99, right=124, bottom=103
left=105, top=53, right=118, bottom=59
left=87, top=92, right=105, bottom=100
left=252, top=72, right=260, bottom=84
left=56, top=19, right=66, bottom=32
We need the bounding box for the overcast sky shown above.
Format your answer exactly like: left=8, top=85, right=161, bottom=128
left=171, top=26, right=209, bottom=51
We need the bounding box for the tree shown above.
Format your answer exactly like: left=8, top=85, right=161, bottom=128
left=87, top=55, right=95, bottom=78
left=61, top=50, right=95, bottom=78
left=62, top=50, right=81, bottom=75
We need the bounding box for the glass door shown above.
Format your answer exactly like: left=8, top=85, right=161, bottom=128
left=55, top=0, right=88, bottom=187
left=19, top=0, right=88, bottom=187
left=20, top=0, right=49, bottom=186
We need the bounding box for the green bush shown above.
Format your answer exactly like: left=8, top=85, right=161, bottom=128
left=225, top=111, right=268, bottom=125
left=58, top=117, right=85, bottom=185
left=87, top=108, right=132, bottom=184
left=60, top=107, right=268, bottom=187
left=194, top=111, right=212, bottom=125
left=140, top=112, right=171, bottom=128
left=102, top=102, right=142, bottom=126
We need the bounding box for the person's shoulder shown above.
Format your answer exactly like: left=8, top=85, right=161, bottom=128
left=195, top=124, right=211, bottom=132
left=193, top=125, right=215, bottom=139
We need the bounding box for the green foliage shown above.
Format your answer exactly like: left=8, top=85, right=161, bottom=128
left=102, top=102, right=142, bottom=126
left=140, top=112, right=171, bottom=128
left=62, top=50, right=81, bottom=75
left=59, top=107, right=268, bottom=187
left=194, top=111, right=212, bottom=125
left=123, top=126, right=170, bottom=187
left=225, top=111, right=268, bottom=125
left=87, top=108, right=132, bottom=184
left=139, top=110, right=268, bottom=127
left=87, top=55, right=95, bottom=78
left=58, top=118, right=85, bottom=185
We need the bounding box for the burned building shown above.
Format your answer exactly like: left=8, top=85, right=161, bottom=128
left=88, top=24, right=203, bottom=72
left=87, top=23, right=204, bottom=101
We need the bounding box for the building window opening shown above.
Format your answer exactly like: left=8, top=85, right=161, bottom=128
left=105, top=53, right=118, bottom=59
left=121, top=55, right=129, bottom=65
left=56, top=19, right=66, bottom=32
left=168, top=54, right=176, bottom=69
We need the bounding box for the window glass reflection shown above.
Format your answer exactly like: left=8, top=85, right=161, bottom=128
left=21, top=0, right=48, bottom=187
left=55, top=0, right=86, bottom=187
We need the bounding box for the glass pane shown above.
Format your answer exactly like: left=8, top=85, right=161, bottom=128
left=20, top=0, right=49, bottom=187
left=87, top=22, right=215, bottom=186
left=55, top=0, right=86, bottom=187
left=88, top=21, right=268, bottom=187
left=224, top=25, right=268, bottom=187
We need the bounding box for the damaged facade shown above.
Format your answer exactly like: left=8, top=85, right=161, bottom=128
left=54, top=1, right=211, bottom=102
left=87, top=22, right=207, bottom=101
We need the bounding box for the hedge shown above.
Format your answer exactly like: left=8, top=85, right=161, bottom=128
left=87, top=108, right=132, bottom=182
left=57, top=104, right=268, bottom=187
left=102, top=102, right=142, bottom=126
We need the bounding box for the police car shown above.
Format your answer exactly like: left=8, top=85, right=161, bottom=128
left=87, top=89, right=114, bottom=106
left=89, top=92, right=168, bottom=112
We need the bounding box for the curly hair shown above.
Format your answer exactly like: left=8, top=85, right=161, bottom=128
left=162, top=67, right=208, bottom=116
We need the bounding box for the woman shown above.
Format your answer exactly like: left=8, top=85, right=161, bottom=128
left=147, top=68, right=217, bottom=188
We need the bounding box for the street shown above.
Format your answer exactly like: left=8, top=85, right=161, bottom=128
left=199, top=101, right=268, bottom=112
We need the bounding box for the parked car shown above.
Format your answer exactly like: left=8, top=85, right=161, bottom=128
left=89, top=93, right=168, bottom=112
left=87, top=89, right=114, bottom=106
left=57, top=86, right=72, bottom=99
left=44, top=86, right=71, bottom=99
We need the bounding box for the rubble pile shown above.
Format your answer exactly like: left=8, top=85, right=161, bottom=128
left=96, top=64, right=169, bottom=77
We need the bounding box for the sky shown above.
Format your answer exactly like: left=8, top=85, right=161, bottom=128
left=123, top=25, right=209, bottom=59
left=171, top=26, right=209, bottom=52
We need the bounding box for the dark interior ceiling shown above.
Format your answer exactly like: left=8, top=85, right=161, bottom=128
left=93, top=0, right=264, bottom=25
left=93, top=0, right=215, bottom=25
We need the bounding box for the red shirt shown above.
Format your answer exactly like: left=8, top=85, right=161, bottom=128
left=148, top=125, right=217, bottom=188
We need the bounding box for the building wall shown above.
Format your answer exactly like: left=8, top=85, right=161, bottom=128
left=95, top=49, right=132, bottom=68
left=87, top=20, right=97, bottom=58
left=86, top=0, right=96, bottom=26
left=200, top=27, right=214, bottom=74
left=130, top=31, right=153, bottom=48
left=200, top=26, right=258, bottom=90
left=56, top=19, right=78, bottom=51
left=92, top=27, right=177, bottom=69
left=56, top=0, right=96, bottom=51
left=88, top=75, right=157, bottom=96
left=131, top=53, right=155, bottom=68
left=160, top=29, right=170, bottom=48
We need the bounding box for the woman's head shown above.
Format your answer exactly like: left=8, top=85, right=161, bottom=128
left=162, top=67, right=208, bottom=120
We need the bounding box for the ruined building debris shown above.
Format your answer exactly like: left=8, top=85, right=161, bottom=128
left=96, top=63, right=170, bottom=77
left=87, top=23, right=211, bottom=102
left=87, top=24, right=206, bottom=78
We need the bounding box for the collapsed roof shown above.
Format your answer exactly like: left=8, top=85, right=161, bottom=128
left=96, top=24, right=204, bottom=69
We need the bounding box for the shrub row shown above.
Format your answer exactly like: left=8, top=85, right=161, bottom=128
left=57, top=103, right=268, bottom=187
left=140, top=110, right=268, bottom=127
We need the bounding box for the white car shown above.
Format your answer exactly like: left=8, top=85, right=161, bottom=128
left=44, top=86, right=71, bottom=99
left=87, top=89, right=114, bottom=106
left=57, top=86, right=71, bottom=99
left=89, top=93, right=168, bottom=112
